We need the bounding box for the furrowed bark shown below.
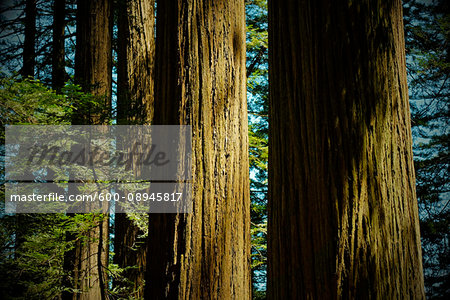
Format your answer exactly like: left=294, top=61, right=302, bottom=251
left=74, top=0, right=112, bottom=124
left=116, top=0, right=154, bottom=125
left=115, top=1, right=155, bottom=297
left=144, top=0, right=251, bottom=299
left=63, top=1, right=112, bottom=299
left=267, top=0, right=425, bottom=299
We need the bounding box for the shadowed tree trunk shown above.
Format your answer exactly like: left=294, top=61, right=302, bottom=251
left=267, top=0, right=425, bottom=299
left=52, top=0, right=65, bottom=92
left=22, top=0, right=36, bottom=77
left=74, top=0, right=112, bottom=124
left=116, top=0, right=154, bottom=125
left=144, top=0, right=251, bottom=299
left=115, top=0, right=155, bottom=298
left=62, top=1, right=112, bottom=299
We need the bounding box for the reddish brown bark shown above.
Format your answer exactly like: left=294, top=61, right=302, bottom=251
left=144, top=0, right=251, bottom=299
left=268, top=0, right=425, bottom=298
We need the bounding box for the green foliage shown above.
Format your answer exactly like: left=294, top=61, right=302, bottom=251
left=126, top=213, right=149, bottom=239
left=249, top=125, right=268, bottom=173
left=107, top=262, right=142, bottom=300
left=0, top=215, right=69, bottom=299
left=246, top=0, right=268, bottom=297
left=0, top=78, right=119, bottom=299
left=0, top=78, right=73, bottom=125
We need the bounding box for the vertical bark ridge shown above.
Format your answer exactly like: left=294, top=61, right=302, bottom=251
left=115, top=1, right=155, bottom=297
left=145, top=0, right=250, bottom=299
left=117, top=0, right=155, bottom=124
left=74, top=0, right=112, bottom=124
left=67, top=1, right=112, bottom=299
left=268, top=0, right=425, bottom=299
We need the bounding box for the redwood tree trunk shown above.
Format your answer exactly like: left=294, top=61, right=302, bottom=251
left=65, top=1, right=112, bottom=299
left=144, top=0, right=251, bottom=299
left=22, top=0, right=36, bottom=78
left=74, top=0, right=112, bottom=123
left=52, top=0, right=65, bottom=92
left=116, top=0, right=154, bottom=125
left=115, top=2, right=155, bottom=296
left=267, top=0, right=425, bottom=299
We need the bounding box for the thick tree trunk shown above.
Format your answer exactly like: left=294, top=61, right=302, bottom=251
left=115, top=1, right=155, bottom=298
left=74, top=0, right=112, bottom=124
left=22, top=0, right=36, bottom=77
left=63, top=1, right=112, bottom=299
left=116, top=0, right=154, bottom=125
left=144, top=0, right=251, bottom=299
left=267, top=0, right=425, bottom=299
left=52, top=0, right=65, bottom=92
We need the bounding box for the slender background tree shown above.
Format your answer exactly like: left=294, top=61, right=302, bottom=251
left=22, top=0, right=36, bottom=77
left=52, top=0, right=65, bottom=92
